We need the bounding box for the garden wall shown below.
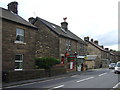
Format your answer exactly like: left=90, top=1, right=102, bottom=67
left=2, top=66, right=66, bottom=83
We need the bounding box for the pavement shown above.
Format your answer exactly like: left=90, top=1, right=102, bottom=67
left=2, top=70, right=91, bottom=88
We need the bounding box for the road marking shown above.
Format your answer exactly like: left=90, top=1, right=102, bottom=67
left=76, top=77, right=94, bottom=83
left=98, top=73, right=107, bottom=76
left=53, top=85, right=64, bottom=89
left=71, top=75, right=78, bottom=77
left=4, top=77, right=66, bottom=89
left=48, top=85, right=64, bottom=90
left=113, top=82, right=120, bottom=88
left=4, top=81, right=38, bottom=88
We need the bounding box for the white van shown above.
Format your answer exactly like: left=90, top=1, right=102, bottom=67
left=114, top=61, right=120, bottom=74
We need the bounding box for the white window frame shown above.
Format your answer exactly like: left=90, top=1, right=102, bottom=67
left=14, top=54, right=23, bottom=71
left=15, top=28, right=24, bottom=43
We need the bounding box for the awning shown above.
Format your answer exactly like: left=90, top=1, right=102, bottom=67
left=77, top=56, right=85, bottom=59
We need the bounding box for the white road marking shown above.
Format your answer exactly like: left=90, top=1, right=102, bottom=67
left=76, top=77, right=94, bottom=83
left=4, top=81, right=38, bottom=88
left=53, top=85, right=64, bottom=89
left=98, top=73, right=107, bottom=76
left=71, top=75, right=78, bottom=77
left=4, top=77, right=66, bottom=89
left=113, top=82, right=120, bottom=88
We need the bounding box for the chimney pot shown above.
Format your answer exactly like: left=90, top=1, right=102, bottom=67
left=91, top=38, right=93, bottom=42
left=105, top=48, right=109, bottom=51
left=61, top=22, right=68, bottom=31
left=8, top=1, right=18, bottom=14
left=84, top=36, right=89, bottom=41
left=28, top=17, right=35, bottom=24
left=94, top=40, right=98, bottom=45
left=100, top=45, right=104, bottom=48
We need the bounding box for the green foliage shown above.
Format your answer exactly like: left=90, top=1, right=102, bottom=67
left=35, top=57, right=61, bottom=69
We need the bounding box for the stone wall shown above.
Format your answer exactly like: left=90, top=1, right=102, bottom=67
left=34, top=20, right=59, bottom=59
left=2, top=66, right=66, bottom=83
left=77, top=42, right=87, bottom=56
left=2, top=19, right=37, bottom=70
left=59, top=37, right=77, bottom=56
left=87, top=43, right=102, bottom=59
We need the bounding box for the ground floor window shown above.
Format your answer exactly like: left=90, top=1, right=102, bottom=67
left=14, top=54, right=23, bottom=70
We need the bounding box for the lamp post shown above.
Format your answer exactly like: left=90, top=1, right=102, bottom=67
left=74, top=52, right=78, bottom=71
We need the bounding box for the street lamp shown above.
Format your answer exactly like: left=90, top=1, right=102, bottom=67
left=74, top=52, right=78, bottom=71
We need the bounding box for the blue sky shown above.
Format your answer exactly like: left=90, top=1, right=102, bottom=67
left=0, top=0, right=119, bottom=50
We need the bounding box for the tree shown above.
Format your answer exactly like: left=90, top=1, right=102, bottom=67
left=35, top=57, right=61, bottom=76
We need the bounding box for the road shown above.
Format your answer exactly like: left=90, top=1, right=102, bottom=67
left=3, top=68, right=120, bottom=89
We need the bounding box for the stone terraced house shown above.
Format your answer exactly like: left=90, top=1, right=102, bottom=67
left=84, top=36, right=110, bottom=68
left=1, top=2, right=38, bottom=71
left=29, top=17, right=87, bottom=71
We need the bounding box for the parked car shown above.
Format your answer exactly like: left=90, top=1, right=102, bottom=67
left=114, top=61, right=120, bottom=74
left=109, top=63, right=116, bottom=69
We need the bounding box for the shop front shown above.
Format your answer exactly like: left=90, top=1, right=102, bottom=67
left=60, top=53, right=76, bottom=71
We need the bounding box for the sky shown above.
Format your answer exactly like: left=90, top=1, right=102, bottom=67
left=0, top=0, right=119, bottom=51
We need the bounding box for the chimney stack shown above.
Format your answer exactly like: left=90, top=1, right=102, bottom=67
left=84, top=36, right=89, bottom=41
left=91, top=38, right=93, bottom=42
left=8, top=1, right=18, bottom=14
left=105, top=48, right=109, bottom=51
left=94, top=40, right=98, bottom=45
left=28, top=17, right=35, bottom=24
left=100, top=45, right=104, bottom=48
left=61, top=17, right=68, bottom=31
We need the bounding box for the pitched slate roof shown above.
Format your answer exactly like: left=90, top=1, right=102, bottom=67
left=86, top=40, right=108, bottom=52
left=36, top=17, right=86, bottom=45
left=0, top=7, right=37, bottom=29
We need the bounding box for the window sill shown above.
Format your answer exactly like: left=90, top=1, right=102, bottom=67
left=14, top=41, right=26, bottom=45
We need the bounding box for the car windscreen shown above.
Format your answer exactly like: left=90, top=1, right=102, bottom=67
left=116, top=63, right=120, bottom=67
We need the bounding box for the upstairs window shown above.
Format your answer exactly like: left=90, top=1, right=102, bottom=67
left=66, top=40, right=71, bottom=51
left=16, top=28, right=24, bottom=42
left=15, top=54, right=23, bottom=70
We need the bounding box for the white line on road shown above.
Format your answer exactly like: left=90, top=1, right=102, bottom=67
left=4, top=81, right=38, bottom=88
left=4, top=77, right=66, bottom=89
left=76, top=77, right=94, bottom=83
left=113, top=82, right=120, bottom=88
left=53, top=85, right=64, bottom=89
left=71, top=75, right=78, bottom=77
left=98, top=73, right=107, bottom=76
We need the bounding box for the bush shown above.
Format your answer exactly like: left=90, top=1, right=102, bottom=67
left=35, top=57, right=61, bottom=69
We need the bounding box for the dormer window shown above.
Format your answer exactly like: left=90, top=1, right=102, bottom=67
left=16, top=28, right=24, bottom=42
